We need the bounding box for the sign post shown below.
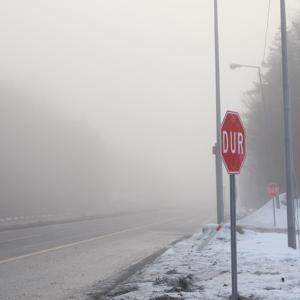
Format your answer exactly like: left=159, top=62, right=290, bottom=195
left=268, top=182, right=280, bottom=227
left=276, top=195, right=280, bottom=209
left=221, top=111, right=246, bottom=300
left=273, top=198, right=276, bottom=227
left=229, top=174, right=237, bottom=300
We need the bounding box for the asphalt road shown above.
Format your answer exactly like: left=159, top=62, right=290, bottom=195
left=0, top=208, right=211, bottom=299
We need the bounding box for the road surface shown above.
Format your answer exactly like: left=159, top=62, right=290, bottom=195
left=0, top=208, right=211, bottom=299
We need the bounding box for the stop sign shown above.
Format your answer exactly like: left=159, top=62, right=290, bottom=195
left=268, top=182, right=279, bottom=198
left=221, top=111, right=246, bottom=174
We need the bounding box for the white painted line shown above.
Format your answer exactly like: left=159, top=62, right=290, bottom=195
left=0, top=218, right=179, bottom=265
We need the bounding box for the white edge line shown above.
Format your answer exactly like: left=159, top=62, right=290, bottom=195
left=0, top=218, right=179, bottom=265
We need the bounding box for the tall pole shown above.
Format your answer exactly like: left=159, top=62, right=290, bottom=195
left=257, top=68, right=266, bottom=111
left=273, top=197, right=276, bottom=227
left=257, top=67, right=274, bottom=174
left=280, top=0, right=297, bottom=249
left=230, top=63, right=274, bottom=178
left=214, top=0, right=224, bottom=224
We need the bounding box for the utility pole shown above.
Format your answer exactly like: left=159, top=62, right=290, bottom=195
left=280, top=0, right=297, bottom=249
left=230, top=63, right=274, bottom=174
left=213, top=0, right=224, bottom=224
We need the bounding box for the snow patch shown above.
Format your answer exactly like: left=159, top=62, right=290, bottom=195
left=106, top=195, right=300, bottom=299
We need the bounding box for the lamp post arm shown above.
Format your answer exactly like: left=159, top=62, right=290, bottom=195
left=238, top=64, right=260, bottom=70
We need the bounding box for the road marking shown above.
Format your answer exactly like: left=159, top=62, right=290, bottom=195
left=0, top=217, right=180, bottom=265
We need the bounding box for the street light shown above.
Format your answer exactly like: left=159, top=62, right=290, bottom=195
left=230, top=49, right=297, bottom=249
left=230, top=63, right=269, bottom=143
left=229, top=63, right=265, bottom=106
left=230, top=62, right=271, bottom=175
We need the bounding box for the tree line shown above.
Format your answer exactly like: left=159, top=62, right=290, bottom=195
left=240, top=16, right=300, bottom=207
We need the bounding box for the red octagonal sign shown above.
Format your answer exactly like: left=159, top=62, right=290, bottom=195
left=221, top=111, right=246, bottom=174
left=267, top=182, right=279, bottom=198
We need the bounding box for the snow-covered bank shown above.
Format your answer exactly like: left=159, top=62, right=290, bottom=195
left=238, top=194, right=287, bottom=230
left=104, top=199, right=300, bottom=300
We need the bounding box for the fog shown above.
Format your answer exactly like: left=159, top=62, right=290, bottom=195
left=0, top=1, right=300, bottom=217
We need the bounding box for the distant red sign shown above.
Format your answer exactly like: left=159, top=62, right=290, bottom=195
left=221, top=111, right=246, bottom=174
left=268, top=182, right=279, bottom=198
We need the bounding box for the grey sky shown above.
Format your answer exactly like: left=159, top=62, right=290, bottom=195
left=1, top=1, right=300, bottom=210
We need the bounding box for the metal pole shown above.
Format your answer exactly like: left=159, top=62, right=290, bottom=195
left=280, top=0, right=297, bottom=249
left=257, top=68, right=267, bottom=118
left=273, top=198, right=276, bottom=227
left=214, top=0, right=224, bottom=224
left=230, top=174, right=238, bottom=300
left=276, top=195, right=280, bottom=209
left=257, top=68, right=276, bottom=179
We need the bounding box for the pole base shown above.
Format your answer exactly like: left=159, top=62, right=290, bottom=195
left=230, top=294, right=250, bottom=300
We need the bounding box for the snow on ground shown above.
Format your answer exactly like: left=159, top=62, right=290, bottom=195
left=106, top=198, right=300, bottom=300
left=238, top=194, right=287, bottom=230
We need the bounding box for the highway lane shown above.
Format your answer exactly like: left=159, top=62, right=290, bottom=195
left=0, top=207, right=211, bottom=299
